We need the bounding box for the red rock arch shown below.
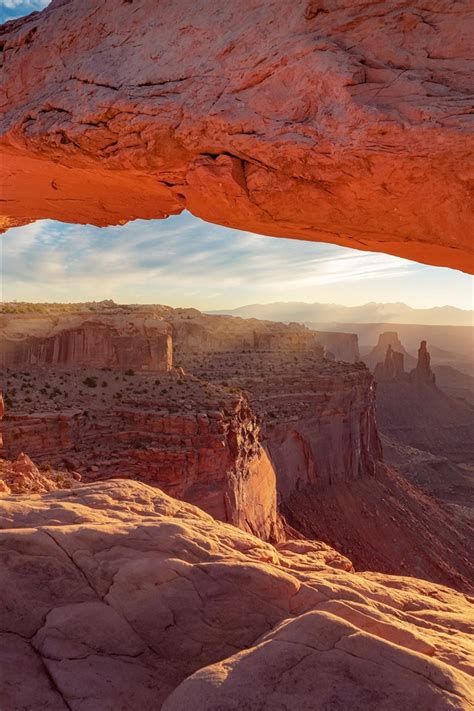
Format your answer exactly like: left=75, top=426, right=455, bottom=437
left=1, top=0, right=473, bottom=272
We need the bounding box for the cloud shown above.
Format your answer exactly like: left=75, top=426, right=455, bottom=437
left=0, top=0, right=50, bottom=21
left=1, top=213, right=427, bottom=308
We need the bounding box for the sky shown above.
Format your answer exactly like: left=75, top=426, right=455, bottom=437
left=1, top=1, right=473, bottom=312
left=2, top=215, right=473, bottom=310
left=0, top=0, right=49, bottom=21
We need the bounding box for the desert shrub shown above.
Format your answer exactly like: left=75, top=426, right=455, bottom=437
left=83, top=377, right=98, bottom=388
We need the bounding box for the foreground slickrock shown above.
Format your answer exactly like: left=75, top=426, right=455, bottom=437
left=1, top=1, right=473, bottom=271
left=0, top=479, right=472, bottom=710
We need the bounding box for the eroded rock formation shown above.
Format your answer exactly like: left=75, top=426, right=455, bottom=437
left=1, top=1, right=473, bottom=271
left=3, top=304, right=474, bottom=589
left=0, top=311, right=173, bottom=372
left=312, top=330, right=360, bottom=363
left=0, top=452, right=78, bottom=495
left=364, top=331, right=415, bottom=372
left=374, top=343, right=405, bottom=382
left=372, top=339, right=474, bottom=462
left=0, top=479, right=472, bottom=710
left=412, top=339, right=436, bottom=385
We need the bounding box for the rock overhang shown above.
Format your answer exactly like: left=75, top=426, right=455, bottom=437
left=0, top=0, right=473, bottom=272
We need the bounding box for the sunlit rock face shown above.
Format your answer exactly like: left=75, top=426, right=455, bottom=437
left=1, top=1, right=473, bottom=271
left=0, top=479, right=473, bottom=710
left=0, top=311, right=173, bottom=372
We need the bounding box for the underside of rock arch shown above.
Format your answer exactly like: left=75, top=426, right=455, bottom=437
left=1, top=0, right=473, bottom=272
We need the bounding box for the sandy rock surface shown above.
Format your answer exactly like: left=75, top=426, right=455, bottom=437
left=0, top=479, right=472, bottom=710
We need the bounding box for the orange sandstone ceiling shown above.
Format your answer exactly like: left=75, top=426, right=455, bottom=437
left=0, top=0, right=473, bottom=272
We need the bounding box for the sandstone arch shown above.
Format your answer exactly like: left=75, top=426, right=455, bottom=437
left=1, top=0, right=473, bottom=272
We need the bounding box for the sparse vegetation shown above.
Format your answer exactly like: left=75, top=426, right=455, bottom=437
left=83, top=377, right=98, bottom=388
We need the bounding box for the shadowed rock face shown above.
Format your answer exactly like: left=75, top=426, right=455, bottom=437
left=0, top=479, right=473, bottom=710
left=1, top=1, right=473, bottom=271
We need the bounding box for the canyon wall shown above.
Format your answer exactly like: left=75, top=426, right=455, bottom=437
left=263, top=365, right=381, bottom=501
left=0, top=312, right=173, bottom=372
left=310, top=330, right=360, bottom=363
left=168, top=308, right=324, bottom=357
left=1, top=1, right=473, bottom=271
left=177, top=346, right=382, bottom=500
left=1, top=397, right=281, bottom=542
left=3, top=305, right=474, bottom=589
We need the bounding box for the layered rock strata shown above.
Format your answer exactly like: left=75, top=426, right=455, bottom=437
left=0, top=311, right=173, bottom=372
left=1, top=2, right=473, bottom=271
left=1, top=371, right=282, bottom=542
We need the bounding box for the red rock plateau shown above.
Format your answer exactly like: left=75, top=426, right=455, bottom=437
left=0, top=309, right=172, bottom=372
left=1, top=1, right=473, bottom=271
left=2, top=303, right=473, bottom=595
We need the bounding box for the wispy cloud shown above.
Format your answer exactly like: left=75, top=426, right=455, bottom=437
left=0, top=0, right=50, bottom=21
left=1, top=212, right=433, bottom=308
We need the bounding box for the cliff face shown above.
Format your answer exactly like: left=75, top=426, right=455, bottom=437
left=311, top=331, right=360, bottom=363
left=168, top=309, right=324, bottom=357
left=179, top=347, right=382, bottom=499
left=4, top=305, right=473, bottom=590
left=1, top=395, right=281, bottom=542
left=263, top=365, right=381, bottom=498
left=1, top=2, right=473, bottom=271
left=0, top=312, right=173, bottom=372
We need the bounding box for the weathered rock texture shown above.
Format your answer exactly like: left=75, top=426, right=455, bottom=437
left=0, top=453, right=78, bottom=495
left=0, top=479, right=472, bottom=710
left=0, top=311, right=173, bottom=372
left=1, top=1, right=473, bottom=271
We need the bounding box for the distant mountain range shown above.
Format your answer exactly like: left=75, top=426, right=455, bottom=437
left=208, top=301, right=473, bottom=327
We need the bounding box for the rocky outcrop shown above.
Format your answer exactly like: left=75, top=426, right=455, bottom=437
left=168, top=308, right=324, bottom=357
left=0, top=311, right=173, bottom=372
left=0, top=479, right=472, bottom=710
left=0, top=453, right=78, bottom=495
left=180, top=348, right=383, bottom=492
left=371, top=335, right=437, bottom=386
left=364, top=331, right=416, bottom=372
left=1, top=396, right=282, bottom=542
left=1, top=2, right=473, bottom=271
left=374, top=343, right=405, bottom=382
left=312, top=330, right=360, bottom=363
left=412, top=339, right=436, bottom=385
left=374, top=340, right=474, bottom=462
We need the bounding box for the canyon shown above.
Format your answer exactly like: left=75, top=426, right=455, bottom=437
left=1, top=1, right=473, bottom=708
left=1, top=1, right=473, bottom=271
left=2, top=303, right=473, bottom=595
